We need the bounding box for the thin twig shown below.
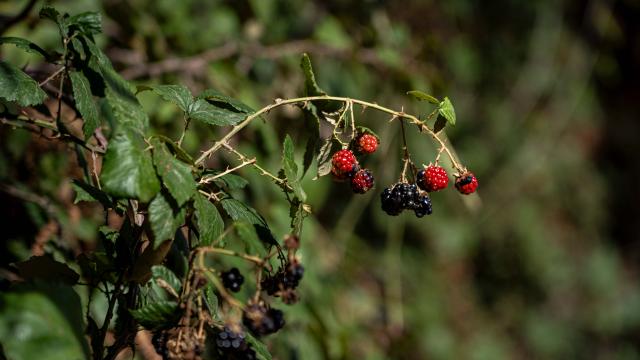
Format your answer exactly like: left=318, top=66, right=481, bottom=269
left=199, top=158, right=256, bottom=184
left=221, top=144, right=292, bottom=190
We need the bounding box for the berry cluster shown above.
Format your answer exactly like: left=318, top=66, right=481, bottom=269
left=221, top=268, right=244, bottom=293
left=215, top=327, right=257, bottom=360
left=381, top=183, right=433, bottom=217
left=331, top=136, right=377, bottom=194
left=262, top=261, right=304, bottom=304
left=242, top=302, right=285, bottom=336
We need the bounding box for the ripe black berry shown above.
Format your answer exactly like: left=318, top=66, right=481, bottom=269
left=215, top=326, right=257, bottom=360
left=381, top=182, right=434, bottom=218
left=221, top=268, right=244, bottom=293
left=243, top=303, right=286, bottom=336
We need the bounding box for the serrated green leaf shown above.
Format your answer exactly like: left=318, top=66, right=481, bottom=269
left=203, top=284, right=220, bottom=320
left=147, top=84, right=193, bottom=113
left=129, top=300, right=179, bottom=330
left=151, top=135, right=194, bottom=165
left=301, top=53, right=326, bottom=97
left=314, top=138, right=339, bottom=180
left=0, top=37, right=51, bottom=60
left=198, top=88, right=255, bottom=114
left=212, top=173, right=248, bottom=190
left=69, top=71, right=100, bottom=138
left=194, top=193, right=224, bottom=246
left=0, top=284, right=90, bottom=360
left=71, top=179, right=112, bottom=207
left=148, top=192, right=186, bottom=246
left=188, top=99, right=246, bottom=126
left=39, top=6, right=67, bottom=38
left=100, top=130, right=160, bottom=202
left=235, top=221, right=267, bottom=257
left=220, top=198, right=277, bottom=247
left=245, top=331, right=272, bottom=360
left=67, top=11, right=102, bottom=36
left=0, top=61, right=47, bottom=107
left=438, top=97, right=456, bottom=126
left=152, top=140, right=196, bottom=206
left=407, top=90, right=439, bottom=104
left=12, top=256, right=79, bottom=285
left=300, top=53, right=340, bottom=112
left=151, top=265, right=182, bottom=294
left=282, top=135, right=305, bottom=201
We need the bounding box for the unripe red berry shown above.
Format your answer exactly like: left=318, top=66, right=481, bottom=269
left=417, top=165, right=449, bottom=192
left=351, top=169, right=374, bottom=194
left=357, top=134, right=378, bottom=154
left=331, top=149, right=358, bottom=178
left=455, top=172, right=478, bottom=194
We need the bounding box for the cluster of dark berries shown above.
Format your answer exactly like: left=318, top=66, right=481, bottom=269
left=242, top=302, right=285, bottom=336
left=152, top=330, right=169, bottom=359
left=215, top=327, right=257, bottom=360
left=381, top=182, right=432, bottom=217
left=262, top=262, right=304, bottom=303
left=331, top=134, right=378, bottom=194
left=221, top=268, right=244, bottom=293
left=152, top=327, right=203, bottom=360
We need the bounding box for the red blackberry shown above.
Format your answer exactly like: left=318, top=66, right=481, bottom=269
left=351, top=169, right=374, bottom=194
left=417, top=165, right=449, bottom=192
left=331, top=149, right=358, bottom=179
left=357, top=133, right=379, bottom=154
left=455, top=172, right=478, bottom=194
left=221, top=268, right=244, bottom=293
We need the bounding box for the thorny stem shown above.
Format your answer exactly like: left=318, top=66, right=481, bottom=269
left=199, top=158, right=257, bottom=184
left=399, top=118, right=414, bottom=182
left=221, top=143, right=292, bottom=191
left=195, top=96, right=465, bottom=172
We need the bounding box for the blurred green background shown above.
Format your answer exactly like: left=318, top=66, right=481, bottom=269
left=1, top=0, right=639, bottom=359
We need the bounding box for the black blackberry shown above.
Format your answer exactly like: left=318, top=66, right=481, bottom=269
left=381, top=187, right=403, bottom=215
left=414, top=194, right=433, bottom=218
left=221, top=268, right=244, bottom=293
left=215, top=327, right=257, bottom=360
left=261, top=262, right=304, bottom=296
left=399, top=183, right=420, bottom=210
left=152, top=330, right=169, bottom=358
left=243, top=304, right=286, bottom=336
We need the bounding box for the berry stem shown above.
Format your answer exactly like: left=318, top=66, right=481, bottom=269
left=195, top=96, right=465, bottom=172
left=199, top=157, right=257, bottom=184
left=199, top=247, right=266, bottom=266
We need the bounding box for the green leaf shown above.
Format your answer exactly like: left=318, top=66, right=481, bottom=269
left=151, top=135, right=194, bottom=165
left=148, top=192, right=186, bottom=246
left=0, top=61, right=47, bottom=106
left=194, top=193, right=224, bottom=246
left=147, top=84, right=193, bottom=113
left=100, top=129, right=160, bottom=202
left=0, top=37, right=51, bottom=60
left=152, top=140, right=196, bottom=206
left=203, top=284, right=219, bottom=320
left=67, top=11, right=102, bottom=36
left=39, top=6, right=67, bottom=38
left=69, top=70, right=100, bottom=138
left=188, top=99, right=246, bottom=126
left=282, top=135, right=305, bottom=201
left=129, top=300, right=179, bottom=330
left=12, top=256, right=79, bottom=285
left=71, top=179, right=112, bottom=207
left=0, top=284, right=90, bottom=360
left=407, top=90, right=439, bottom=104
left=302, top=104, right=320, bottom=177
left=220, top=198, right=277, bottom=247
left=314, top=138, right=339, bottom=179
left=198, top=88, right=255, bottom=114
left=245, top=331, right=273, bottom=360
left=235, top=221, right=267, bottom=257
left=151, top=265, right=182, bottom=294
left=301, top=53, right=326, bottom=97
left=211, top=173, right=248, bottom=190
left=438, top=97, right=456, bottom=126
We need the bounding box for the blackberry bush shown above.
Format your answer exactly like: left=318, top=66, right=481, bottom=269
left=0, top=6, right=476, bottom=360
